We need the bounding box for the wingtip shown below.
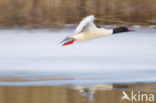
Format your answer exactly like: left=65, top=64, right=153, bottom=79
left=90, top=15, right=95, bottom=18
left=85, top=15, right=95, bottom=20
left=74, top=15, right=95, bottom=34
left=87, top=15, right=94, bottom=17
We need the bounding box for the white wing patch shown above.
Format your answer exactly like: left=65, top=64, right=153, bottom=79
left=74, top=15, right=96, bottom=34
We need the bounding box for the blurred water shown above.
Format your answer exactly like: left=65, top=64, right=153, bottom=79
left=0, top=26, right=156, bottom=85
left=1, top=83, right=156, bottom=103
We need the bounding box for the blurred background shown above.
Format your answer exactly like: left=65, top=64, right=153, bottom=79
left=0, top=1, right=156, bottom=103
left=0, top=0, right=156, bottom=29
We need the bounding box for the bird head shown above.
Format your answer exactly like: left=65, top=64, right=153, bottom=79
left=113, top=26, right=135, bottom=34
left=59, top=36, right=75, bottom=46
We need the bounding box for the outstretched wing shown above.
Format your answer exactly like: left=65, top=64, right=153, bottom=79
left=74, top=15, right=96, bottom=34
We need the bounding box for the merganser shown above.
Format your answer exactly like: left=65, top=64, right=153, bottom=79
left=60, top=15, right=134, bottom=46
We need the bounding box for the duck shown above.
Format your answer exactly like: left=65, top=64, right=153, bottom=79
left=60, top=15, right=134, bottom=46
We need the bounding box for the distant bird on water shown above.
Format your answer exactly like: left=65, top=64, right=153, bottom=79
left=60, top=15, right=134, bottom=46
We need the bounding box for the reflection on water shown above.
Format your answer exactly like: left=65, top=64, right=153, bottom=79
left=0, top=83, right=155, bottom=103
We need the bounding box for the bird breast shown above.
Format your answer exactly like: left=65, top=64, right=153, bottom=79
left=74, top=29, right=113, bottom=42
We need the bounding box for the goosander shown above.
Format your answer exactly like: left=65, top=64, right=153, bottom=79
left=60, top=15, right=134, bottom=46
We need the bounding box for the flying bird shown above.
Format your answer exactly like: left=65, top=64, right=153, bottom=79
left=60, top=15, right=134, bottom=46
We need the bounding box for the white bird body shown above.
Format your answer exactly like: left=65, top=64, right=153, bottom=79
left=74, top=29, right=113, bottom=42
left=60, top=15, right=133, bottom=46
left=72, top=15, right=113, bottom=42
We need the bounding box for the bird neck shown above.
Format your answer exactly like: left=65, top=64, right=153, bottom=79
left=99, top=28, right=113, bottom=36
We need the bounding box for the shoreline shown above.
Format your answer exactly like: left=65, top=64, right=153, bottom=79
left=0, top=83, right=155, bottom=103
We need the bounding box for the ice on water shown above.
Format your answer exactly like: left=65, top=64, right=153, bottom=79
left=0, top=26, right=156, bottom=85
